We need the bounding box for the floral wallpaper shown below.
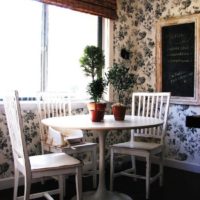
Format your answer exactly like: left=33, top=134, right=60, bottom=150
left=1, top=0, right=200, bottom=183
left=112, top=0, right=200, bottom=167
left=0, top=102, right=130, bottom=180
left=0, top=105, right=41, bottom=179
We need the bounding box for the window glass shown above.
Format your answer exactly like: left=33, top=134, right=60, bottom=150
left=0, top=1, right=100, bottom=100
left=47, top=6, right=98, bottom=98
left=0, top=0, right=41, bottom=97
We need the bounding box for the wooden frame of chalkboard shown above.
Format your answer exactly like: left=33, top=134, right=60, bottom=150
left=156, top=14, right=200, bottom=105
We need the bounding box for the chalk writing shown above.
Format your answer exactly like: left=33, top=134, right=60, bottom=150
left=170, top=72, right=193, bottom=84
left=162, top=22, right=195, bottom=97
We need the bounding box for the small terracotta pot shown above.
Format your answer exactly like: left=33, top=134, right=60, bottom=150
left=90, top=110, right=105, bottom=122
left=112, top=105, right=126, bottom=121
left=87, top=102, right=106, bottom=122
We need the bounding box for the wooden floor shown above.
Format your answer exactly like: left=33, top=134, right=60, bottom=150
left=1, top=163, right=200, bottom=200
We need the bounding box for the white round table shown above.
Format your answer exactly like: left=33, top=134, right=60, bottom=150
left=42, top=115, right=163, bottom=200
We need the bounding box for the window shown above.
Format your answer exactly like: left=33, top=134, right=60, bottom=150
left=0, top=0, right=100, bottom=99
left=47, top=6, right=97, bottom=98
left=0, top=0, right=41, bottom=97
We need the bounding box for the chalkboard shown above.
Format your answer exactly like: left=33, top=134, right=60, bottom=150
left=162, top=23, right=194, bottom=97
left=156, top=15, right=200, bottom=105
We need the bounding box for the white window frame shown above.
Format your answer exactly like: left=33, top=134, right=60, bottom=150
left=102, top=18, right=114, bottom=102
left=41, top=5, right=113, bottom=101
left=0, top=2, right=113, bottom=102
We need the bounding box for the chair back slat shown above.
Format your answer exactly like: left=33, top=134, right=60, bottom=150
left=38, top=93, right=71, bottom=119
left=37, top=92, right=83, bottom=152
left=131, top=92, right=170, bottom=144
left=3, top=91, right=31, bottom=171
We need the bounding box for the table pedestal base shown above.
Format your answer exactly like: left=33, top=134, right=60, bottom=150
left=71, top=190, right=132, bottom=200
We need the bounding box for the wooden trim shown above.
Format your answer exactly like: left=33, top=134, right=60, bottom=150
left=34, top=0, right=117, bottom=20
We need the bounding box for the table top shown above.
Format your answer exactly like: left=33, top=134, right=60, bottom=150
left=41, top=114, right=163, bottom=131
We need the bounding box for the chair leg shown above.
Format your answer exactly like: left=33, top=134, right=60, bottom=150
left=63, top=175, right=66, bottom=197
left=92, top=148, right=97, bottom=188
left=58, top=175, right=64, bottom=200
left=110, top=148, right=114, bottom=191
left=75, top=166, right=82, bottom=200
left=13, top=167, right=19, bottom=200
left=131, top=155, right=136, bottom=171
left=159, top=152, right=164, bottom=186
left=131, top=155, right=137, bottom=181
left=24, top=174, right=31, bottom=200
left=146, top=155, right=151, bottom=200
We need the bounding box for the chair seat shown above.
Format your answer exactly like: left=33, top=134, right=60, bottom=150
left=19, top=153, right=81, bottom=172
left=43, top=141, right=97, bottom=157
left=112, top=141, right=162, bottom=151
left=47, top=127, right=83, bottom=146
left=67, top=141, right=96, bottom=147
left=57, top=128, right=83, bottom=139
left=44, top=141, right=96, bottom=149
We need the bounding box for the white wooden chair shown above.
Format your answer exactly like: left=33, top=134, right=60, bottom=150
left=110, top=92, right=170, bottom=199
left=37, top=92, right=97, bottom=188
left=3, top=90, right=82, bottom=200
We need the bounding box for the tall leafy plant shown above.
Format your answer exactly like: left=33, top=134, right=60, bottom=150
left=80, top=45, right=106, bottom=102
left=106, top=63, right=135, bottom=104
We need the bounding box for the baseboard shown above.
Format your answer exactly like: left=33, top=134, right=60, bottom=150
left=149, top=156, right=200, bottom=173
left=118, top=155, right=200, bottom=174
left=163, top=158, right=200, bottom=173
left=0, top=175, right=23, bottom=190
left=0, top=176, right=41, bottom=190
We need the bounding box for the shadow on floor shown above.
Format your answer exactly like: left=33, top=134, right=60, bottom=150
left=1, top=163, right=200, bottom=200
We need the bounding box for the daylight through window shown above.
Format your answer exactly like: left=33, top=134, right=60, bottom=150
left=0, top=0, right=99, bottom=99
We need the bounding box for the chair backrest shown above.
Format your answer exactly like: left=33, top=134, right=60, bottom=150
left=37, top=92, right=83, bottom=151
left=131, top=92, right=170, bottom=144
left=3, top=91, right=31, bottom=172
left=38, top=92, right=72, bottom=119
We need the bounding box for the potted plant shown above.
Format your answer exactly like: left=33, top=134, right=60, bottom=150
left=106, top=63, right=135, bottom=121
left=80, top=45, right=107, bottom=122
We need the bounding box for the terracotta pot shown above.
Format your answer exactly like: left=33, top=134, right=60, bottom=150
left=112, top=105, right=126, bottom=121
left=87, top=102, right=106, bottom=122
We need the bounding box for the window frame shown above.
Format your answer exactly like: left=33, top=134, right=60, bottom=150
left=0, top=2, right=113, bottom=101
left=41, top=4, right=103, bottom=94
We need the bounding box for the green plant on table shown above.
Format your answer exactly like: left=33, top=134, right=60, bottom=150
left=87, top=78, right=106, bottom=103
left=106, top=63, right=135, bottom=105
left=80, top=45, right=106, bottom=102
